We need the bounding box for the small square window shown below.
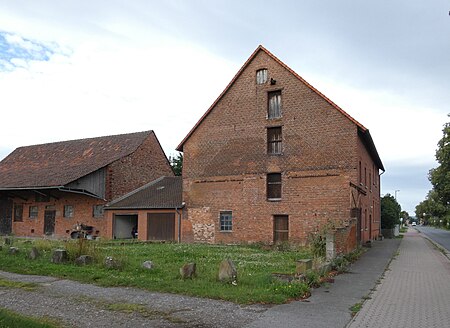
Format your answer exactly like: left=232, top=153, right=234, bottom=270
left=220, top=211, right=233, bottom=231
left=267, top=127, right=282, bottom=154
left=64, top=205, right=74, bottom=218
left=14, top=204, right=23, bottom=222
left=93, top=205, right=104, bottom=218
left=268, top=91, right=282, bottom=119
left=267, top=173, right=282, bottom=200
left=256, top=69, right=268, bottom=84
left=29, top=206, right=38, bottom=219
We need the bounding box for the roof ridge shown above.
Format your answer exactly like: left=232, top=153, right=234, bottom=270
left=15, top=130, right=153, bottom=150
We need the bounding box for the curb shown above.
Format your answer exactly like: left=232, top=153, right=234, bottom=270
left=414, top=228, right=450, bottom=261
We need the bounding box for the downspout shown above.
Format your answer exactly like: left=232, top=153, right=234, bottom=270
left=379, top=170, right=386, bottom=237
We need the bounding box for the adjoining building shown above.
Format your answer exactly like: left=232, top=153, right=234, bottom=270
left=105, top=176, right=183, bottom=241
left=177, top=45, right=384, bottom=250
left=0, top=131, right=173, bottom=238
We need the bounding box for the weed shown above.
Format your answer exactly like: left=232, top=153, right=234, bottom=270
left=350, top=302, right=363, bottom=316
left=0, top=277, right=39, bottom=291
left=0, top=307, right=61, bottom=327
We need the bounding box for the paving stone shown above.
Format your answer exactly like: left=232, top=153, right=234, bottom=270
left=348, top=228, right=450, bottom=328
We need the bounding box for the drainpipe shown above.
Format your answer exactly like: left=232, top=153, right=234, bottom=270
left=379, top=170, right=386, bottom=237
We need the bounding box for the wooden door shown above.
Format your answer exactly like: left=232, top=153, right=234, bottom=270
left=0, top=198, right=12, bottom=235
left=44, top=210, right=56, bottom=235
left=147, top=213, right=175, bottom=241
left=273, top=215, right=289, bottom=243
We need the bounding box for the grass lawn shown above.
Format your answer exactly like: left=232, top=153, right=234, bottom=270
left=0, top=238, right=315, bottom=304
left=0, top=308, right=60, bottom=328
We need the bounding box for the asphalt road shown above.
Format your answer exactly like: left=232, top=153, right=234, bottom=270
left=415, top=225, right=450, bottom=252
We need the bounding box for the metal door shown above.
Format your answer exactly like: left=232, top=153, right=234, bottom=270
left=147, top=213, right=175, bottom=241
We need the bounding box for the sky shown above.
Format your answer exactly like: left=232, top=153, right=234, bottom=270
left=0, top=0, right=449, bottom=215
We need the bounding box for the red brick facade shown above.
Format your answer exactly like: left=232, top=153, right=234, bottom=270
left=178, top=46, right=383, bottom=249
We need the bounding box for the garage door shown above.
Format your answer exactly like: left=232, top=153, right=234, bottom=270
left=147, top=213, right=175, bottom=241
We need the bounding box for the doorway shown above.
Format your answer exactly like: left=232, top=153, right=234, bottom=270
left=273, top=215, right=289, bottom=243
left=0, top=198, right=12, bottom=235
left=113, top=214, right=138, bottom=239
left=44, top=210, right=56, bottom=235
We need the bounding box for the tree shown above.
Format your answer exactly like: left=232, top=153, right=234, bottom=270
left=429, top=115, right=450, bottom=206
left=381, top=194, right=401, bottom=229
left=169, top=152, right=183, bottom=176
left=415, top=190, right=447, bottom=223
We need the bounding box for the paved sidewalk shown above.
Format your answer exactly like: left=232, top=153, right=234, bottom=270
left=347, top=228, right=450, bottom=328
left=244, top=238, right=401, bottom=328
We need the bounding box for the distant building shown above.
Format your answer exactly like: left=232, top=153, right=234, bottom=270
left=0, top=131, right=173, bottom=238
left=177, top=46, right=384, bottom=251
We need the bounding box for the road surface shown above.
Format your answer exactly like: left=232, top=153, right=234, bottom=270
left=415, top=225, right=450, bottom=252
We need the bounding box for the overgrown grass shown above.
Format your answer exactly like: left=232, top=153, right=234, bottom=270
left=0, top=238, right=314, bottom=304
left=0, top=308, right=60, bottom=328
left=0, top=278, right=39, bottom=291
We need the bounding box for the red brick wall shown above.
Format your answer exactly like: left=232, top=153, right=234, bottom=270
left=182, top=49, right=368, bottom=245
left=106, top=132, right=174, bottom=201
left=11, top=191, right=107, bottom=239
left=356, top=136, right=381, bottom=242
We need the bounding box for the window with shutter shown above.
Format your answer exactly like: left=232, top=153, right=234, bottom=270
left=268, top=91, right=282, bottom=118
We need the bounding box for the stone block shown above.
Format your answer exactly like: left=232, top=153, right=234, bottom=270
left=51, top=249, right=68, bottom=263
left=142, top=260, right=154, bottom=270
left=75, top=255, right=93, bottom=266
left=218, top=259, right=237, bottom=283
left=180, top=262, right=196, bottom=279
left=28, top=247, right=40, bottom=260
left=296, top=259, right=312, bottom=274
left=9, top=247, right=19, bottom=255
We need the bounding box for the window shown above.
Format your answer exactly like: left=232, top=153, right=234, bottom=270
left=267, top=127, right=282, bottom=154
left=64, top=205, right=74, bottom=218
left=29, top=206, right=38, bottom=219
left=268, top=91, right=282, bottom=118
left=267, top=173, right=282, bottom=200
left=220, top=211, right=233, bottom=231
left=256, top=69, right=268, bottom=84
left=14, top=204, right=23, bottom=222
left=93, top=205, right=104, bottom=218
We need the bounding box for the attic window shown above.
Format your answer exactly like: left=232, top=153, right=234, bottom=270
left=256, top=69, right=268, bottom=84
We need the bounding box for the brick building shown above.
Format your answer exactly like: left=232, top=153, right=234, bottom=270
left=0, top=131, right=173, bottom=238
left=177, top=46, right=384, bottom=250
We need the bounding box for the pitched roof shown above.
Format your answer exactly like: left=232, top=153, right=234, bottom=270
left=105, top=176, right=183, bottom=209
left=176, top=45, right=383, bottom=170
left=0, top=131, right=154, bottom=189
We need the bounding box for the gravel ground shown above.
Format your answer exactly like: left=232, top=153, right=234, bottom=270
left=0, top=270, right=269, bottom=328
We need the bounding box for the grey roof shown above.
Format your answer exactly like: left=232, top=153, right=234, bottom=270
left=105, top=176, right=182, bottom=210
